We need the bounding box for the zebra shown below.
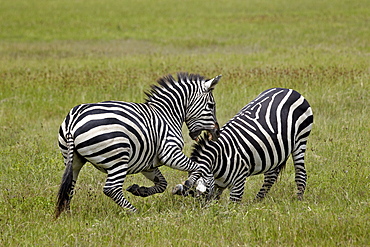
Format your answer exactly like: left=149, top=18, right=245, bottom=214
left=55, top=72, right=222, bottom=218
left=173, top=88, right=313, bottom=202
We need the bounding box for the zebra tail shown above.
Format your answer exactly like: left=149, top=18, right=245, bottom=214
left=55, top=133, right=74, bottom=219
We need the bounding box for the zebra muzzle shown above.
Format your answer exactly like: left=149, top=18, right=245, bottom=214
left=208, top=122, right=220, bottom=141
left=207, top=132, right=213, bottom=141
left=192, top=131, right=215, bottom=142
left=189, top=129, right=202, bottom=141
left=190, top=123, right=220, bottom=142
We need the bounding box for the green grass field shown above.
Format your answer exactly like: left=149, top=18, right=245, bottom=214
left=1, top=0, right=369, bottom=246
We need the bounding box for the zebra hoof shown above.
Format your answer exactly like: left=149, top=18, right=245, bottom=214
left=127, top=184, right=139, bottom=191
left=253, top=195, right=264, bottom=202
left=126, top=184, right=142, bottom=196
left=172, top=184, right=184, bottom=195
left=297, top=193, right=304, bottom=201
left=126, top=184, right=150, bottom=197
left=120, top=208, right=138, bottom=216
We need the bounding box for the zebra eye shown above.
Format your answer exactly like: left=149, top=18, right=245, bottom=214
left=207, top=102, right=215, bottom=109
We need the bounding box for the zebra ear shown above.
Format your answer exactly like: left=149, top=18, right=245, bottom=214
left=204, top=75, right=222, bottom=91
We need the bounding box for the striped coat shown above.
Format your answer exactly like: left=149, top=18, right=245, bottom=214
left=55, top=73, right=221, bottom=218
left=174, top=88, right=313, bottom=201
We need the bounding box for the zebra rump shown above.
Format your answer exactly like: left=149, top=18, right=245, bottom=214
left=173, top=88, right=313, bottom=201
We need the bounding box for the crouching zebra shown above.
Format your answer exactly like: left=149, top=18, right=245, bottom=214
left=55, top=73, right=221, bottom=218
left=173, top=88, right=313, bottom=202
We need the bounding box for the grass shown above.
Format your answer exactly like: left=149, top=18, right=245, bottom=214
left=0, top=0, right=369, bottom=246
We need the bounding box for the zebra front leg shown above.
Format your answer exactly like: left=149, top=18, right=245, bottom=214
left=255, top=165, right=284, bottom=200
left=160, top=147, right=200, bottom=196
left=126, top=168, right=167, bottom=197
left=103, top=167, right=137, bottom=212
left=214, top=185, right=225, bottom=200
left=229, top=177, right=246, bottom=202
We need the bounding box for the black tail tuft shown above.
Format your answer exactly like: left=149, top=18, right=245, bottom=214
left=55, top=133, right=74, bottom=219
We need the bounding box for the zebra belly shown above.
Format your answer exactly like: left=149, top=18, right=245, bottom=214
left=248, top=160, right=284, bottom=176
left=214, top=139, right=288, bottom=188
left=214, top=179, right=229, bottom=189
left=240, top=141, right=290, bottom=176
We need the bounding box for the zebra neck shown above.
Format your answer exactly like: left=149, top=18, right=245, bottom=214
left=194, top=139, right=220, bottom=173
left=147, top=101, right=186, bottom=132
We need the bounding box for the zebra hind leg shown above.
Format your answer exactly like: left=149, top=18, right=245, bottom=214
left=126, top=168, right=167, bottom=197
left=103, top=166, right=137, bottom=212
left=255, top=163, right=285, bottom=200
left=292, top=144, right=308, bottom=200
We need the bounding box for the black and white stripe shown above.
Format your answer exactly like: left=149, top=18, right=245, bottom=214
left=55, top=73, right=221, bottom=218
left=175, top=88, right=313, bottom=201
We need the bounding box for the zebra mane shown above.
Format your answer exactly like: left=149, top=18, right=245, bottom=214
left=145, top=72, right=207, bottom=103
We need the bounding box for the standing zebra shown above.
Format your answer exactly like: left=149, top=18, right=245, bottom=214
left=174, top=88, right=313, bottom=202
left=55, top=73, right=221, bottom=218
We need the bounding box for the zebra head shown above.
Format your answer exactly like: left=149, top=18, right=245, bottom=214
left=185, top=74, right=222, bottom=142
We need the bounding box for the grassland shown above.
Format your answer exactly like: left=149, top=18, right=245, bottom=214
left=0, top=0, right=369, bottom=246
